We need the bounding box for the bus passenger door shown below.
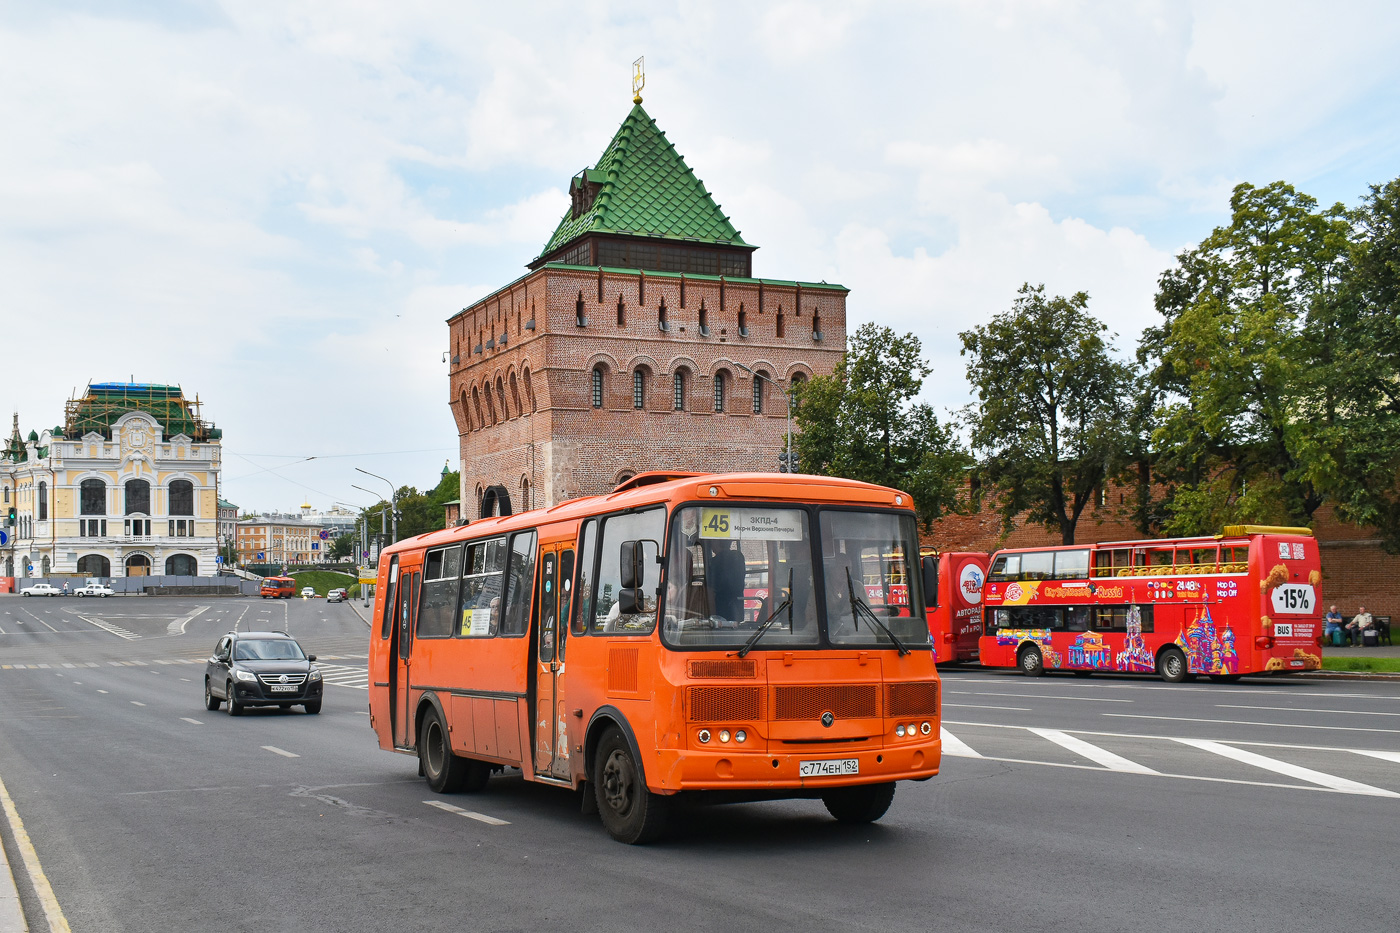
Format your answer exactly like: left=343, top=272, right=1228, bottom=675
left=534, top=545, right=574, bottom=780
left=394, top=571, right=419, bottom=748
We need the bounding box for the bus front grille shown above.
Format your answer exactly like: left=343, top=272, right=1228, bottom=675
left=886, top=681, right=938, bottom=717
left=688, top=659, right=757, bottom=679
left=688, top=686, right=763, bottom=722
left=773, top=684, right=879, bottom=721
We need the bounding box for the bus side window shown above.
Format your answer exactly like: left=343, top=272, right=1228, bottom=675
left=594, top=508, right=665, bottom=634
left=1020, top=551, right=1053, bottom=581
left=380, top=557, right=399, bottom=640
left=1224, top=545, right=1249, bottom=571
left=1092, top=550, right=1113, bottom=578
left=417, top=545, right=461, bottom=638
left=1064, top=606, right=1090, bottom=632
left=989, top=554, right=1019, bottom=582
left=1149, top=548, right=1173, bottom=568
left=499, top=531, right=538, bottom=636
left=1054, top=549, right=1089, bottom=580
left=571, top=520, right=598, bottom=636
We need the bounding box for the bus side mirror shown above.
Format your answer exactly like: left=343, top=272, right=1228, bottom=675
left=619, top=541, right=645, bottom=589
left=922, top=556, right=939, bottom=608
left=617, top=588, right=640, bottom=614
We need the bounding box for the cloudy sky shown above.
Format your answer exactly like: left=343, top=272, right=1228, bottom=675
left=3, top=0, right=1397, bottom=513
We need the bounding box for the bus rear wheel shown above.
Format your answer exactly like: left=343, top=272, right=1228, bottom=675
left=822, top=782, right=896, bottom=824
left=1018, top=645, right=1044, bottom=677
left=420, top=708, right=481, bottom=793
left=1157, top=647, right=1188, bottom=683
left=593, top=728, right=669, bottom=844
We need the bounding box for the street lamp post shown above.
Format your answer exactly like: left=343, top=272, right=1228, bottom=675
left=730, top=361, right=796, bottom=473
left=355, top=468, right=398, bottom=543
left=352, top=485, right=390, bottom=559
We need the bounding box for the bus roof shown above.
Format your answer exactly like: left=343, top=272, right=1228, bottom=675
left=380, top=472, right=914, bottom=558
left=990, top=525, right=1314, bottom=554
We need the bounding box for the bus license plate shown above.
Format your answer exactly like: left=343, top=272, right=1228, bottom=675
left=800, top=759, right=859, bottom=777
left=270, top=685, right=296, bottom=693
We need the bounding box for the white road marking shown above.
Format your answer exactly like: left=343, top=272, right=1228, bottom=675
left=1173, top=737, right=1400, bottom=797
left=970, top=691, right=1133, bottom=703
left=96, top=689, right=108, bottom=694
left=1104, top=713, right=1400, bottom=734
left=1218, top=704, right=1400, bottom=718
left=944, top=703, right=1032, bottom=711
left=72, top=612, right=140, bottom=640
left=1351, top=749, right=1400, bottom=764
left=181, top=717, right=203, bottom=725
left=18, top=606, right=60, bottom=632
left=1029, top=727, right=1158, bottom=774
left=261, top=746, right=300, bottom=758
left=130, top=701, right=146, bottom=706
left=166, top=605, right=209, bottom=636
left=423, top=800, right=510, bottom=825
left=940, top=727, right=982, bottom=758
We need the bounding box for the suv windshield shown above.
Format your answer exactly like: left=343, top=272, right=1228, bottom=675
left=820, top=510, right=930, bottom=649
left=234, top=639, right=305, bottom=661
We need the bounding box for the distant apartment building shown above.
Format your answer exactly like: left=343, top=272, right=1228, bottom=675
left=235, top=516, right=325, bottom=566
left=1, top=383, right=222, bottom=578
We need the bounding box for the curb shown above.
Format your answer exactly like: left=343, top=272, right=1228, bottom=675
left=1305, top=670, right=1400, bottom=682
left=0, top=768, right=70, bottom=932
left=348, top=601, right=371, bottom=627
left=0, top=837, right=24, bottom=933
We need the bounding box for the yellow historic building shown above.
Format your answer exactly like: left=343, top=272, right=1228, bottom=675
left=1, top=383, right=222, bottom=579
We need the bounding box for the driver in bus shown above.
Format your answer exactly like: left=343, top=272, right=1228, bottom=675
left=707, top=540, right=746, bottom=625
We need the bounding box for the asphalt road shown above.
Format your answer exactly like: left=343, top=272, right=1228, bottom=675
left=1, top=593, right=1398, bottom=932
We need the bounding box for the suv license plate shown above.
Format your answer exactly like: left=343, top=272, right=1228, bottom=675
left=800, top=759, right=859, bottom=777
left=270, top=685, right=296, bottom=693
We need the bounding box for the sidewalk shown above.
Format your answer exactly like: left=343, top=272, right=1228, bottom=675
left=1325, top=644, right=1400, bottom=658
left=0, top=810, right=26, bottom=933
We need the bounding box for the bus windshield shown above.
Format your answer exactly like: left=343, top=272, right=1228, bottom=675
left=661, top=505, right=929, bottom=650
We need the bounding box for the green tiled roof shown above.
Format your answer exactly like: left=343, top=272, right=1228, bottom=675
left=536, top=104, right=749, bottom=260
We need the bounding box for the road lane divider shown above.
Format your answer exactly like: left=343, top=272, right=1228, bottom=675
left=1028, top=728, right=1159, bottom=774
left=422, top=801, right=510, bottom=825
left=1217, top=704, right=1400, bottom=718
left=1171, top=738, right=1400, bottom=797
left=0, top=771, right=73, bottom=933
left=180, top=718, right=203, bottom=725
left=1103, top=713, right=1400, bottom=735
left=1350, top=749, right=1400, bottom=764
left=261, top=746, right=300, bottom=758
left=165, top=606, right=209, bottom=636
left=129, top=701, right=145, bottom=707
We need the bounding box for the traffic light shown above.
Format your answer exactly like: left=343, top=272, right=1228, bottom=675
left=5, top=506, right=13, bottom=526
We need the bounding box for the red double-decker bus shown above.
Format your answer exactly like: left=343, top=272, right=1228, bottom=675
left=978, top=526, right=1324, bottom=682
left=920, top=550, right=988, bottom=664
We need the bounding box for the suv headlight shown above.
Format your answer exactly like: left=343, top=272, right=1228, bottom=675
left=235, top=669, right=258, bottom=683
left=308, top=669, right=322, bottom=681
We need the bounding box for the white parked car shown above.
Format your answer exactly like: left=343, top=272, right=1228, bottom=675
left=75, top=583, right=114, bottom=597
left=20, top=583, right=63, bottom=597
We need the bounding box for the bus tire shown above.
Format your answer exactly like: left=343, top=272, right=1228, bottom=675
left=1157, top=647, right=1188, bottom=683
left=593, top=727, right=669, bottom=844
left=822, top=781, right=896, bottom=824
left=419, top=708, right=467, bottom=794
left=1018, top=645, right=1044, bottom=677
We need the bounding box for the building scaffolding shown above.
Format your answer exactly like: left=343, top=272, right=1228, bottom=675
left=63, top=382, right=221, bottom=442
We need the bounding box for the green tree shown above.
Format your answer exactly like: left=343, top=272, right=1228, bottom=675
left=328, top=532, right=355, bottom=561
left=1297, top=176, right=1400, bottom=550
left=358, top=468, right=461, bottom=544
left=1142, top=181, right=1351, bottom=533
left=961, top=284, right=1135, bottom=544
left=793, top=323, right=967, bottom=527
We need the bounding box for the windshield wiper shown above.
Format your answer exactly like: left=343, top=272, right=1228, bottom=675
left=844, top=567, right=911, bottom=656
left=737, top=568, right=794, bottom=658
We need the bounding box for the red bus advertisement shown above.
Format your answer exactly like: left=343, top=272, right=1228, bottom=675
left=260, top=576, right=296, bottom=599
left=920, top=550, right=988, bottom=664
left=978, top=525, right=1324, bottom=682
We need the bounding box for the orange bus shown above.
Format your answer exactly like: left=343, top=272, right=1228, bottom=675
left=920, top=550, right=988, bottom=664
left=260, top=576, right=296, bottom=599
left=367, top=471, right=942, bottom=843
left=979, top=526, right=1324, bottom=682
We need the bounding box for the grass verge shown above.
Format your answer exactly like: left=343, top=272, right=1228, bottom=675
left=286, top=569, right=356, bottom=596
left=1321, top=656, right=1400, bottom=673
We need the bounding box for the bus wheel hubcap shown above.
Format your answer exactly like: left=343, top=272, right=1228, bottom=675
left=602, top=750, right=632, bottom=813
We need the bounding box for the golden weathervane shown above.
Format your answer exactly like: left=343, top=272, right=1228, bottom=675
left=632, top=56, right=645, bottom=104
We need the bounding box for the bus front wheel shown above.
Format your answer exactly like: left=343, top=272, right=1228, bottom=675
left=822, top=782, right=896, bottom=823
left=1018, top=645, right=1044, bottom=677
left=593, top=728, right=669, bottom=844
left=1158, top=647, right=1188, bottom=683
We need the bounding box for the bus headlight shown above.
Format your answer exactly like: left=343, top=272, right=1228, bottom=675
left=719, top=730, right=731, bottom=743
left=895, top=725, right=906, bottom=737
left=921, top=721, right=932, bottom=735
left=698, top=729, right=711, bottom=744
left=735, top=730, right=747, bottom=743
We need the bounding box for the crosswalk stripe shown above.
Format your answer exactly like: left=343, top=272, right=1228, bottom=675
left=1029, top=728, right=1158, bottom=774
left=940, top=727, right=982, bottom=758
left=1351, top=749, right=1400, bottom=765
left=1173, top=738, right=1400, bottom=797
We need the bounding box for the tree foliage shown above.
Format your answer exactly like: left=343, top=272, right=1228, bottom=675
left=358, top=468, right=460, bottom=543
left=961, top=284, right=1135, bottom=544
left=328, top=532, right=355, bottom=561
left=793, top=323, right=967, bottom=528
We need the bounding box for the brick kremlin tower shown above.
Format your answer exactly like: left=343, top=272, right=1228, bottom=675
left=447, top=91, right=847, bottom=517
